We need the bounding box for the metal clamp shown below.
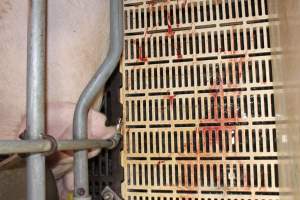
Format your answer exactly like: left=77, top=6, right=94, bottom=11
left=19, top=130, right=57, bottom=156
left=108, top=133, right=121, bottom=150
left=41, top=134, right=57, bottom=156
left=101, top=186, right=122, bottom=200
left=107, top=118, right=122, bottom=150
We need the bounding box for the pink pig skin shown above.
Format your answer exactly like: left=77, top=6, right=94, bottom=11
left=17, top=102, right=115, bottom=140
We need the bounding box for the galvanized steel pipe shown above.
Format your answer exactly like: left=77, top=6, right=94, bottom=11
left=26, top=0, right=47, bottom=199
left=0, top=140, right=51, bottom=155
left=0, top=137, right=118, bottom=155
left=57, top=139, right=113, bottom=151
left=72, top=0, right=123, bottom=199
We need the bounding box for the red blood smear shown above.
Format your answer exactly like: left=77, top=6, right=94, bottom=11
left=144, top=28, right=148, bottom=37
left=167, top=24, right=174, bottom=36
left=157, top=160, right=165, bottom=165
left=168, top=95, right=176, bottom=107
left=244, top=174, right=248, bottom=188
left=238, top=58, right=244, bottom=79
left=176, top=48, right=183, bottom=58
left=138, top=47, right=148, bottom=62
left=231, top=26, right=236, bottom=54
left=195, top=79, right=243, bottom=155
left=214, top=0, right=222, bottom=4
left=149, top=0, right=157, bottom=7
left=166, top=14, right=174, bottom=37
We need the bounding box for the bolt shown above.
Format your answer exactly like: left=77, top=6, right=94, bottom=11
left=76, top=188, right=86, bottom=196
left=103, top=192, right=114, bottom=200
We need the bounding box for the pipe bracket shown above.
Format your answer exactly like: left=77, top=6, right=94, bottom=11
left=41, top=134, right=57, bottom=156
left=19, top=130, right=57, bottom=157
left=108, top=133, right=121, bottom=150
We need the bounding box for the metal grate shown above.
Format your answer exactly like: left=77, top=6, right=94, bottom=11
left=89, top=142, right=123, bottom=200
left=120, top=0, right=280, bottom=200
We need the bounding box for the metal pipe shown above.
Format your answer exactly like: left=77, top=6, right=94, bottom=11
left=0, top=140, right=50, bottom=154
left=26, top=0, right=47, bottom=199
left=57, top=139, right=113, bottom=151
left=72, top=0, right=123, bottom=199
left=0, top=137, right=119, bottom=155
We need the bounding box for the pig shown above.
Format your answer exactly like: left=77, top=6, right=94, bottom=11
left=0, top=0, right=114, bottom=199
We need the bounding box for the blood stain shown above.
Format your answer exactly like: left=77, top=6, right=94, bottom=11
left=166, top=13, right=174, bottom=37
left=138, top=46, right=148, bottom=62
left=157, top=160, right=165, bottom=165
left=176, top=48, right=183, bottom=58
left=164, top=94, right=176, bottom=108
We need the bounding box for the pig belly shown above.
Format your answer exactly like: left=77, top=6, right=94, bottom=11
left=0, top=0, right=110, bottom=137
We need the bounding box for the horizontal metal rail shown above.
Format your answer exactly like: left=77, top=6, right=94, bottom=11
left=0, top=140, right=50, bottom=154
left=0, top=134, right=120, bottom=155
left=57, top=139, right=113, bottom=151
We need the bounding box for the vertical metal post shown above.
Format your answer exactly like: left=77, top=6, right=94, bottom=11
left=26, top=0, right=47, bottom=200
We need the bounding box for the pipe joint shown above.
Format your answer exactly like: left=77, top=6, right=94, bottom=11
left=108, top=132, right=121, bottom=149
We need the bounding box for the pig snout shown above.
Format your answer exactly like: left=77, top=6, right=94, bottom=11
left=16, top=102, right=116, bottom=200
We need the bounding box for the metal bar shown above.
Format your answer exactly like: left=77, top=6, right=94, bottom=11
left=26, top=0, right=47, bottom=199
left=0, top=137, right=119, bottom=155
left=0, top=140, right=50, bottom=154
left=72, top=0, right=124, bottom=199
left=57, top=139, right=113, bottom=151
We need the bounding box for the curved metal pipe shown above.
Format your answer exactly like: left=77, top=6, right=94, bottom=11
left=72, top=0, right=123, bottom=199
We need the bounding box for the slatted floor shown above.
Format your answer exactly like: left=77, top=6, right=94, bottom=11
left=120, top=0, right=280, bottom=200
